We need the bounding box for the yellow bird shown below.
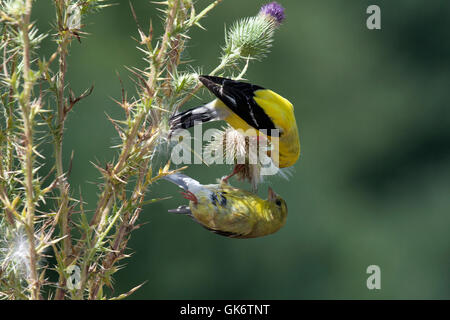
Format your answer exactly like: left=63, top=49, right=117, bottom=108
left=170, top=75, right=300, bottom=169
left=163, top=173, right=288, bottom=239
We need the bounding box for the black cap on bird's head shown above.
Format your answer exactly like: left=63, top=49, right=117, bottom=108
left=198, top=75, right=228, bottom=97
left=199, top=75, right=226, bottom=85
left=199, top=75, right=264, bottom=95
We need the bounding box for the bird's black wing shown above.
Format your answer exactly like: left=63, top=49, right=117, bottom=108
left=199, top=75, right=278, bottom=135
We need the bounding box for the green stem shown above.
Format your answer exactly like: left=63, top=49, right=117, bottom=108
left=20, top=0, right=40, bottom=300
left=191, top=0, right=224, bottom=26
left=54, top=30, right=72, bottom=302
left=51, top=0, right=77, bottom=299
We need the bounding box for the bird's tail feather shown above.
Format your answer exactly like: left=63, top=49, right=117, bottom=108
left=169, top=105, right=215, bottom=131
left=163, top=172, right=201, bottom=191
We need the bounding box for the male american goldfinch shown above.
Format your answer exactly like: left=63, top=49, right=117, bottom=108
left=163, top=173, right=288, bottom=238
left=170, top=76, right=300, bottom=168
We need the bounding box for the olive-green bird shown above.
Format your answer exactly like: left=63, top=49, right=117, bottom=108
left=163, top=173, right=288, bottom=239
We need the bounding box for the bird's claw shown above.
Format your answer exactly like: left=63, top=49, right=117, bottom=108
left=222, top=164, right=246, bottom=184
left=181, top=191, right=198, bottom=205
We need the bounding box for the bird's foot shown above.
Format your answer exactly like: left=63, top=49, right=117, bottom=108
left=181, top=191, right=198, bottom=205
left=222, top=164, right=246, bottom=184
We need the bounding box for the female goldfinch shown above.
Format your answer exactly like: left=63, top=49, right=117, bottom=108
left=170, top=75, right=300, bottom=168
left=163, top=173, right=288, bottom=238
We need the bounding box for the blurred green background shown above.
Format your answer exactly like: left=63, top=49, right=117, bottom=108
left=31, top=0, right=450, bottom=299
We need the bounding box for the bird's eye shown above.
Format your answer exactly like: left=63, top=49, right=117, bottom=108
left=275, top=199, right=282, bottom=206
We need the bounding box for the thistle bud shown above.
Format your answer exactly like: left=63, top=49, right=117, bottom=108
left=222, top=2, right=285, bottom=62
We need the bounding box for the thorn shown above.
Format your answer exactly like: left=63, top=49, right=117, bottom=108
left=67, top=150, right=74, bottom=177
left=149, top=20, right=153, bottom=40
left=65, top=84, right=94, bottom=117
left=129, top=1, right=142, bottom=34
left=115, top=70, right=127, bottom=106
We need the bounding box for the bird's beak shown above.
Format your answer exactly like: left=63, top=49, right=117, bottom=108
left=268, top=187, right=277, bottom=202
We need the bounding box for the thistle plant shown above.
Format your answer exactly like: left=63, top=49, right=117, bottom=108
left=0, top=0, right=285, bottom=300
left=203, top=125, right=272, bottom=192
left=221, top=1, right=284, bottom=67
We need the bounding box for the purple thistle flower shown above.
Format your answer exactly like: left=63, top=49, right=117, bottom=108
left=259, top=2, right=285, bottom=24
